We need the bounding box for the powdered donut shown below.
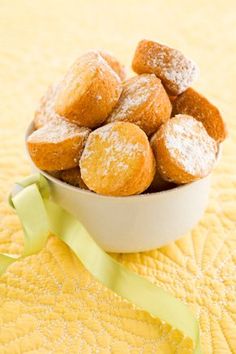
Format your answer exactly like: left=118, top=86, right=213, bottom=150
left=34, top=52, right=125, bottom=130
left=80, top=122, right=156, bottom=196
left=107, top=74, right=171, bottom=136
left=99, top=50, right=126, bottom=81
left=132, top=40, right=199, bottom=95
left=34, top=83, right=66, bottom=129
left=27, top=120, right=90, bottom=171
left=55, top=51, right=122, bottom=128
left=60, top=167, right=88, bottom=189
left=172, top=88, right=227, bottom=142
left=150, top=114, right=217, bottom=184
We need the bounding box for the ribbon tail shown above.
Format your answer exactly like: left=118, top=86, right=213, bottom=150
left=4, top=174, right=202, bottom=353
left=46, top=198, right=202, bottom=354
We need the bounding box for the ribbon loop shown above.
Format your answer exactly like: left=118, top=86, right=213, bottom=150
left=1, top=178, right=50, bottom=274
left=12, top=184, right=50, bottom=256
left=2, top=174, right=202, bottom=353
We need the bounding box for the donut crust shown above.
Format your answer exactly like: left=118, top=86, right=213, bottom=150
left=27, top=120, right=90, bottom=171
left=172, top=88, right=227, bottom=142
left=55, top=51, right=122, bottom=128
left=132, top=40, right=199, bottom=95
left=60, top=167, right=88, bottom=189
left=34, top=83, right=67, bottom=129
left=80, top=122, right=156, bottom=196
left=99, top=50, right=126, bottom=81
left=107, top=74, right=171, bottom=136
left=148, top=169, right=176, bottom=192
left=151, top=114, right=217, bottom=184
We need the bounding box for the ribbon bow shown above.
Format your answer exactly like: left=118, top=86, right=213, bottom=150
left=1, top=174, right=202, bottom=353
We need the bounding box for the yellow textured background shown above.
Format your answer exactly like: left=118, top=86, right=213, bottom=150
left=0, top=0, right=236, bottom=353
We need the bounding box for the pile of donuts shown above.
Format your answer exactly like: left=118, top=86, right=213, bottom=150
left=27, top=40, right=227, bottom=196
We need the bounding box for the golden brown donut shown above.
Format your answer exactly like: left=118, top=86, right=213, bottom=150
left=55, top=51, right=122, bottom=128
left=107, top=74, right=171, bottom=136
left=34, top=83, right=66, bottom=129
left=99, top=50, right=126, bottom=81
left=60, top=167, right=88, bottom=189
left=168, top=95, right=177, bottom=104
left=27, top=120, right=90, bottom=171
left=47, top=168, right=88, bottom=189
left=172, top=88, right=227, bottom=142
left=47, top=170, right=62, bottom=179
left=148, top=169, right=176, bottom=193
left=80, top=122, right=156, bottom=196
left=150, top=114, right=217, bottom=184
left=132, top=40, right=199, bottom=95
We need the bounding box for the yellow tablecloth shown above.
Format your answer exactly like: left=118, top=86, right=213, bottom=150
left=0, top=0, right=235, bottom=353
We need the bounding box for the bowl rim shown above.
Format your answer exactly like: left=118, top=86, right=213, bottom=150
left=25, top=121, right=214, bottom=201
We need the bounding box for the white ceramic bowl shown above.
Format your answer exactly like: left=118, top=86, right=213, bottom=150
left=25, top=122, right=211, bottom=253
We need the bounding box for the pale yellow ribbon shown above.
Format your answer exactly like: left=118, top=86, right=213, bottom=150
left=1, top=174, right=202, bottom=353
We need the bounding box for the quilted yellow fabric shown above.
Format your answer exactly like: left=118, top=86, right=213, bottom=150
left=0, top=0, right=236, bottom=353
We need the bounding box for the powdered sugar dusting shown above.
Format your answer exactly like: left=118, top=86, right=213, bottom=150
left=29, top=119, right=90, bottom=144
left=143, top=41, right=199, bottom=94
left=109, top=74, right=156, bottom=121
left=94, top=51, right=121, bottom=82
left=61, top=51, right=121, bottom=94
left=99, top=50, right=126, bottom=81
left=165, top=115, right=217, bottom=176
left=81, top=123, right=145, bottom=177
left=34, top=82, right=67, bottom=128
